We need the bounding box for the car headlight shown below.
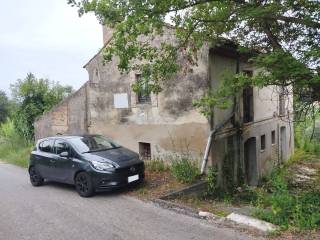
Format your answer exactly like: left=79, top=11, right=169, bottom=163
left=91, top=160, right=114, bottom=171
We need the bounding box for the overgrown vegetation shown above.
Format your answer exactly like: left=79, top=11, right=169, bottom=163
left=143, top=156, right=201, bottom=184
left=198, top=114, right=320, bottom=231
left=295, top=111, right=320, bottom=157
left=0, top=73, right=72, bottom=168
left=171, top=157, right=200, bottom=184
left=0, top=90, right=10, bottom=123
left=254, top=164, right=320, bottom=230
left=11, top=73, right=73, bottom=139
left=206, top=166, right=218, bottom=196
left=145, top=158, right=168, bottom=173
left=0, top=120, right=33, bottom=168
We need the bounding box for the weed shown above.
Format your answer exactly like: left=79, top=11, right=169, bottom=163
left=254, top=167, right=320, bottom=230
left=171, top=157, right=200, bottom=183
left=206, top=166, right=218, bottom=196
left=145, top=158, right=168, bottom=172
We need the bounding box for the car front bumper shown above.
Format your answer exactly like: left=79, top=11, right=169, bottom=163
left=89, top=162, right=145, bottom=192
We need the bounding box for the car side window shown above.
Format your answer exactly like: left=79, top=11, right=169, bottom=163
left=39, top=140, right=54, bottom=153
left=54, top=140, right=70, bottom=155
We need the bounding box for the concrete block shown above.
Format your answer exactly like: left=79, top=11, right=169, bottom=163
left=226, top=212, right=278, bottom=233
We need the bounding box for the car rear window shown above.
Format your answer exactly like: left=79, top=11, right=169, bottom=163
left=39, top=139, right=54, bottom=153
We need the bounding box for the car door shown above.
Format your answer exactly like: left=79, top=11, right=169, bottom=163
left=35, top=139, right=55, bottom=179
left=51, top=139, right=77, bottom=183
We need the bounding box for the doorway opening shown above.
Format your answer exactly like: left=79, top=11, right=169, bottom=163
left=244, top=137, right=258, bottom=186
left=280, top=127, right=287, bottom=162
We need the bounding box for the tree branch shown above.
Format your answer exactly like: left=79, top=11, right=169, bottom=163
left=262, top=23, right=282, bottom=50
left=269, top=15, right=320, bottom=29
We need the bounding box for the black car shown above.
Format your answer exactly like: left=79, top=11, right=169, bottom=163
left=29, top=135, right=145, bottom=197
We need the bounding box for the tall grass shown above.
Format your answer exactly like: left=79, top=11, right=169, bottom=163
left=254, top=167, right=320, bottom=230
left=0, top=119, right=33, bottom=168
left=171, top=157, right=200, bottom=183
left=295, top=114, right=320, bottom=156
left=145, top=158, right=168, bottom=173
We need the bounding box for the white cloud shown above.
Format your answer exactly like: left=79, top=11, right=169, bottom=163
left=0, top=0, right=102, bottom=96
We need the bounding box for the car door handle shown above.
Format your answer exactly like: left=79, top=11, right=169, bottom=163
left=50, top=160, right=56, bottom=163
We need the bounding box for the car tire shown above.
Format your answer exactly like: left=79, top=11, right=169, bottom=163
left=75, top=172, right=94, bottom=197
left=29, top=167, right=44, bottom=187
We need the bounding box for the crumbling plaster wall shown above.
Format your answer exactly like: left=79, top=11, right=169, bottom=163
left=84, top=28, right=210, bottom=158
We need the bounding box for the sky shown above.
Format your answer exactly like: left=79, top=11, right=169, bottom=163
left=0, top=0, right=102, bottom=97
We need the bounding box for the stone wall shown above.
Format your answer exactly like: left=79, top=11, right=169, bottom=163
left=34, top=84, right=88, bottom=140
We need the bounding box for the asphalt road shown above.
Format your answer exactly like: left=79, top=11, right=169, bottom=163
left=0, top=162, right=259, bottom=240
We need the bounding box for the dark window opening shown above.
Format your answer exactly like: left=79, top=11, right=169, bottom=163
left=243, top=70, right=253, bottom=77
left=271, top=131, right=276, bottom=145
left=260, top=135, right=266, bottom=151
left=243, top=86, right=254, bottom=123
left=136, top=74, right=151, bottom=104
left=139, top=142, right=151, bottom=160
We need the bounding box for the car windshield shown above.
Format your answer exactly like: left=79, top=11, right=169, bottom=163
left=69, top=135, right=121, bottom=153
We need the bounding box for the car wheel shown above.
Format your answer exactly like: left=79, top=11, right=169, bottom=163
left=75, top=172, right=94, bottom=197
left=29, top=167, right=44, bottom=187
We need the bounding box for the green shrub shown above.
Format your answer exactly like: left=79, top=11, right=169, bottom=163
left=171, top=157, right=200, bottom=183
left=0, top=119, right=33, bottom=168
left=255, top=191, right=320, bottom=230
left=265, top=168, right=288, bottom=193
left=145, top=159, right=167, bottom=172
left=254, top=166, right=320, bottom=230
left=236, top=184, right=260, bottom=204
left=206, top=166, right=218, bottom=196
left=295, top=115, right=320, bottom=157
left=293, top=191, right=320, bottom=230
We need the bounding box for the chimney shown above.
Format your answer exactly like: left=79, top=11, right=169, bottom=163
left=102, top=25, right=114, bottom=45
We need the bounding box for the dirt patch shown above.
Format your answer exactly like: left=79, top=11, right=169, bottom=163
left=287, top=159, right=320, bottom=191
left=170, top=196, right=232, bottom=217
left=126, top=168, right=255, bottom=218
left=270, top=230, right=320, bottom=240
left=126, top=169, right=187, bottom=200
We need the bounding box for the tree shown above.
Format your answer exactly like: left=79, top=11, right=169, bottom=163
left=0, top=90, right=9, bottom=123
left=11, top=73, right=73, bottom=140
left=68, top=0, right=320, bottom=118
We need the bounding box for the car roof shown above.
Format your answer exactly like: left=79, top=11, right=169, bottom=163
left=37, top=134, right=101, bottom=142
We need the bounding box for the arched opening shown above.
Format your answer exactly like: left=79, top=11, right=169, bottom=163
left=244, top=137, right=258, bottom=186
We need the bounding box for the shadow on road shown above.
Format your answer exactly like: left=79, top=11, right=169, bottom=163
left=42, top=180, right=142, bottom=198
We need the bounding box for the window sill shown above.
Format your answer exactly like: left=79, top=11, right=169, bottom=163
left=136, top=102, right=152, bottom=105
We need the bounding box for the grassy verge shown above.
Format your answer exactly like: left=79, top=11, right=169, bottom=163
left=158, top=150, right=320, bottom=236
left=127, top=158, right=200, bottom=200
left=0, top=120, right=33, bottom=168
left=0, top=140, right=33, bottom=168
left=253, top=151, right=320, bottom=231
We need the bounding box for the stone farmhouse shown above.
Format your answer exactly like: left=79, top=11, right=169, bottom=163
left=34, top=26, right=294, bottom=186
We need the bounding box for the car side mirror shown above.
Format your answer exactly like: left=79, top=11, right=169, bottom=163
left=59, top=151, right=69, bottom=158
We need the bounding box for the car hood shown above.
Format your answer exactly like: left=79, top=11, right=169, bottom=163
left=82, top=147, right=141, bottom=167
